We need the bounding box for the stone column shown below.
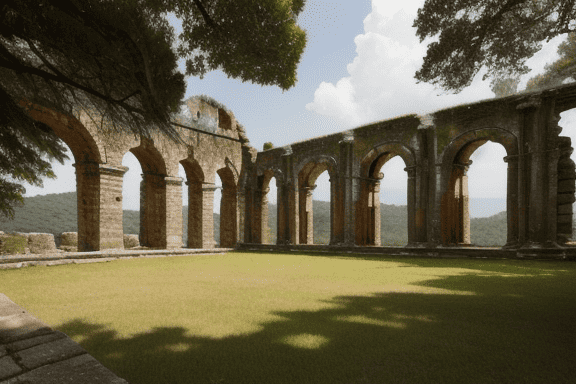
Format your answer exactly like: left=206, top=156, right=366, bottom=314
left=338, top=132, right=356, bottom=245
left=165, top=176, right=183, bottom=248
left=139, top=172, right=167, bottom=248
left=504, top=155, right=520, bottom=247
left=260, top=187, right=270, bottom=244
left=187, top=182, right=217, bottom=249
left=75, top=162, right=127, bottom=251
left=441, top=161, right=471, bottom=245
left=299, top=185, right=316, bottom=244
left=457, top=162, right=471, bottom=245
left=237, top=189, right=247, bottom=244
left=405, top=166, right=417, bottom=246
left=368, top=177, right=382, bottom=246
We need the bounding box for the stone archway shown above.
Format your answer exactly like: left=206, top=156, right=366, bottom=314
left=296, top=156, right=337, bottom=245
left=252, top=169, right=281, bottom=244
left=440, top=129, right=519, bottom=247
left=358, top=142, right=416, bottom=246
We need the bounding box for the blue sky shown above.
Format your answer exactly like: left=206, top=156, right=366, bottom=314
left=21, top=0, right=574, bottom=217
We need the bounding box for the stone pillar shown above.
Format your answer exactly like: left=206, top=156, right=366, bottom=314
left=338, top=133, right=356, bottom=245
left=139, top=172, right=167, bottom=248
left=405, top=166, right=417, bottom=246
left=165, top=176, right=183, bottom=248
left=75, top=162, right=127, bottom=251
left=368, top=178, right=381, bottom=246
left=556, top=137, right=576, bottom=244
left=299, top=185, right=315, bottom=244
left=220, top=183, right=238, bottom=248
left=187, top=182, right=217, bottom=249
left=518, top=98, right=560, bottom=249
left=441, top=161, right=471, bottom=245
left=504, top=155, right=520, bottom=247
left=237, top=189, right=247, bottom=244
left=261, top=187, right=270, bottom=244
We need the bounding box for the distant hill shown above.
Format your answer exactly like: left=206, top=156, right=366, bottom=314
left=0, top=192, right=219, bottom=247
left=0, top=192, right=566, bottom=247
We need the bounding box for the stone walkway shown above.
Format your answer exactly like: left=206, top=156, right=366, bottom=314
left=0, top=294, right=128, bottom=383
left=0, top=247, right=233, bottom=270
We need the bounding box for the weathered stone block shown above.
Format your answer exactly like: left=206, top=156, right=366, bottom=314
left=558, top=179, right=576, bottom=193
left=0, top=234, right=28, bottom=255
left=557, top=167, right=576, bottom=180
left=557, top=193, right=576, bottom=205
left=0, top=356, right=22, bottom=380
left=557, top=204, right=573, bottom=215
left=123, top=234, right=139, bottom=249
left=6, top=331, right=66, bottom=352
left=0, top=353, right=128, bottom=384
left=557, top=213, right=573, bottom=224
left=27, top=233, right=56, bottom=254
left=14, top=337, right=87, bottom=370
left=59, top=232, right=78, bottom=247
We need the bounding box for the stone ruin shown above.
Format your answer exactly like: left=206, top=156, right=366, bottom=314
left=11, top=84, right=576, bottom=258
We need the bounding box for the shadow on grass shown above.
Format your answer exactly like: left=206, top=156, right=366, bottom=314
left=58, top=263, right=576, bottom=384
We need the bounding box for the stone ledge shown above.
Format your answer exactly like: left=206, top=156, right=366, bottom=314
left=0, top=294, right=128, bottom=383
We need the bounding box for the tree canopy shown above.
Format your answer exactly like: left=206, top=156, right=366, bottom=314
left=0, top=0, right=307, bottom=218
left=414, top=0, right=576, bottom=92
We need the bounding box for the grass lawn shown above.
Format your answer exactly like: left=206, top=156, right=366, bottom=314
left=1, top=252, right=575, bottom=384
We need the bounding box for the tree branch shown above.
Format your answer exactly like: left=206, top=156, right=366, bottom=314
left=192, top=0, right=218, bottom=29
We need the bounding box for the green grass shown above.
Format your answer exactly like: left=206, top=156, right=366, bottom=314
left=1, top=252, right=575, bottom=384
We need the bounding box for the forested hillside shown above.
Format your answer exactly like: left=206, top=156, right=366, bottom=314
left=0, top=192, right=551, bottom=247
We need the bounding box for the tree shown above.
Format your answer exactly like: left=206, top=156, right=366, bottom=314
left=526, top=32, right=576, bottom=91
left=0, top=0, right=307, bottom=218
left=413, top=0, right=576, bottom=92
left=490, top=76, right=520, bottom=97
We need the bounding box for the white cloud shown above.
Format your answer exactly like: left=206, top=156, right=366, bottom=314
left=306, top=1, right=498, bottom=128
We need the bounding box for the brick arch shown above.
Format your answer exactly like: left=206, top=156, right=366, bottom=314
left=440, top=128, right=519, bottom=247
left=357, top=142, right=417, bottom=247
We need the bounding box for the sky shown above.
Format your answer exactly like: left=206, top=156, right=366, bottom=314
left=20, top=0, right=576, bottom=217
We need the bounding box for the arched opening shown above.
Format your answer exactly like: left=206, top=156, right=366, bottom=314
left=180, top=157, right=209, bottom=248
left=129, top=140, right=168, bottom=248
left=378, top=156, right=408, bottom=246
left=121, top=152, right=142, bottom=247
left=298, top=161, right=333, bottom=245
left=442, top=138, right=511, bottom=247
left=467, top=142, right=507, bottom=247
left=358, top=144, right=415, bottom=247
left=6, top=143, right=77, bottom=250
left=267, top=177, right=278, bottom=244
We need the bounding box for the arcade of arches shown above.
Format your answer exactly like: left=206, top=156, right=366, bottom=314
left=21, top=84, right=576, bottom=257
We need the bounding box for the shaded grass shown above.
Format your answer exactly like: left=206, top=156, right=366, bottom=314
left=1, top=252, right=575, bottom=383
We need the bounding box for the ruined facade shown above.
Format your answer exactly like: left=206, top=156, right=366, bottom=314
left=21, top=84, right=576, bottom=257
left=245, top=83, right=576, bottom=256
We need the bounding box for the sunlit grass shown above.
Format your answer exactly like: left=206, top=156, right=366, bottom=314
left=1, top=252, right=574, bottom=383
